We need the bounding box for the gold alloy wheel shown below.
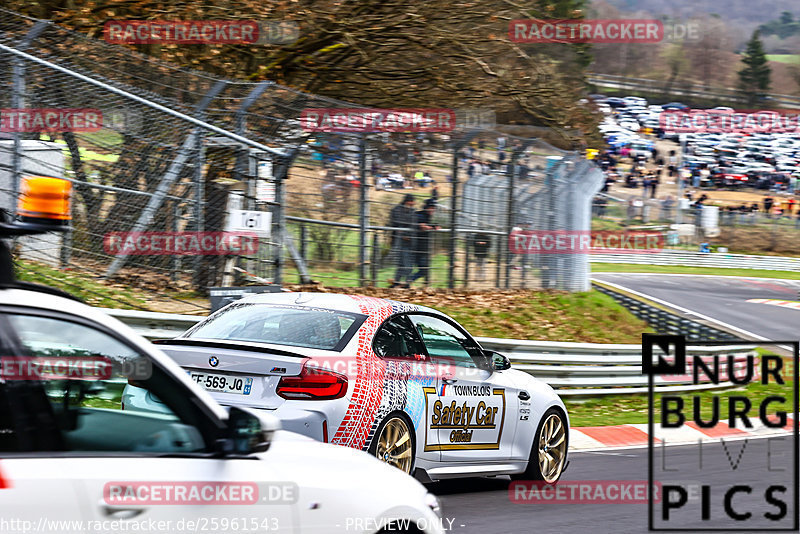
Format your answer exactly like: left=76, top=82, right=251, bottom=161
left=375, top=417, right=413, bottom=473
left=538, top=413, right=567, bottom=483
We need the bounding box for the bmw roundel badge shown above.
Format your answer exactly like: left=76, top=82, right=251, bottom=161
left=209, top=356, right=219, bottom=367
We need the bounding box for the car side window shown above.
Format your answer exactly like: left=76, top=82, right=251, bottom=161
left=1, top=313, right=207, bottom=454
left=373, top=315, right=426, bottom=360
left=407, top=314, right=480, bottom=368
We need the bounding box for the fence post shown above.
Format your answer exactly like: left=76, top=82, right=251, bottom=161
left=358, top=135, right=368, bottom=287
left=192, top=126, right=206, bottom=289
left=103, top=79, right=229, bottom=280
left=464, top=238, right=471, bottom=287
left=274, top=164, right=285, bottom=286
left=10, top=21, right=48, bottom=204
left=448, top=146, right=459, bottom=289
left=494, top=228, right=502, bottom=289
left=171, top=201, right=179, bottom=282
left=371, top=232, right=379, bottom=286
left=299, top=224, right=307, bottom=262
left=504, top=157, right=516, bottom=289
left=271, top=149, right=298, bottom=286
left=542, top=163, right=556, bottom=288
left=11, top=61, right=23, bottom=204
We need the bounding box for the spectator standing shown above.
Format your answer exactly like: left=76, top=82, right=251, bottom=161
left=642, top=175, right=652, bottom=196
left=594, top=196, right=608, bottom=218
left=650, top=174, right=659, bottom=198
left=409, top=197, right=441, bottom=285
left=764, top=196, right=774, bottom=218
left=469, top=232, right=492, bottom=279
left=388, top=194, right=416, bottom=288
left=668, top=150, right=677, bottom=178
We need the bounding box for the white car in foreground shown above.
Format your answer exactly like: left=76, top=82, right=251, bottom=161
left=0, top=177, right=443, bottom=534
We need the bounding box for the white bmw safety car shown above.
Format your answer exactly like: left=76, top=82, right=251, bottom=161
left=125, top=292, right=570, bottom=484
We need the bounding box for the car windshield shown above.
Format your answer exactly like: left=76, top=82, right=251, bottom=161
left=183, top=303, right=367, bottom=351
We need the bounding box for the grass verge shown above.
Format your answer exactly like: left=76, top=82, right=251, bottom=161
left=14, top=260, right=149, bottom=309
left=590, top=263, right=800, bottom=280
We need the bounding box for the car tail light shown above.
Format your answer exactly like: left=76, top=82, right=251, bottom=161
left=276, top=365, right=347, bottom=400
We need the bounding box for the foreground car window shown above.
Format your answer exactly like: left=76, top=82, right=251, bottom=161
left=185, top=303, right=366, bottom=351
left=1, top=314, right=206, bottom=454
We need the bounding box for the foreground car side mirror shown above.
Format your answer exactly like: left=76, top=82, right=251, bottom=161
left=484, top=350, right=512, bottom=371
left=219, top=407, right=281, bottom=455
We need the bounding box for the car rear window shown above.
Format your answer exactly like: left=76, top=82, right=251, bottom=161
left=183, top=303, right=367, bottom=352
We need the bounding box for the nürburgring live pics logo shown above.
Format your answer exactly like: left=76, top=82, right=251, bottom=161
left=644, top=334, right=798, bottom=531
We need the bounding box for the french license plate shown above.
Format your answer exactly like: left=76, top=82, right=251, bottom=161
left=190, top=371, right=253, bottom=395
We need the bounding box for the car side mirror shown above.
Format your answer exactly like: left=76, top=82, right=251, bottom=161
left=484, top=350, right=512, bottom=371
left=220, top=407, right=281, bottom=455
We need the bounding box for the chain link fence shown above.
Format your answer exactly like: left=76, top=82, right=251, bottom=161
left=0, top=9, right=602, bottom=309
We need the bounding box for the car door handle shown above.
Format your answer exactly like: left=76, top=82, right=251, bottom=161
left=442, top=378, right=458, bottom=385
left=100, top=503, right=146, bottom=520
left=518, top=391, right=530, bottom=401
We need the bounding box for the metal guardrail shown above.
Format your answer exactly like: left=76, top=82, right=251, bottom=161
left=106, top=308, right=202, bottom=340
left=102, top=308, right=754, bottom=396
left=590, top=250, right=800, bottom=272
left=477, top=338, right=757, bottom=396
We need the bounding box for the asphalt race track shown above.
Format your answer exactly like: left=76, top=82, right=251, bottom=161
left=432, top=439, right=796, bottom=533
left=592, top=273, right=800, bottom=342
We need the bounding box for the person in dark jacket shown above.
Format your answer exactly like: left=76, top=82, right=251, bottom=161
left=409, top=197, right=440, bottom=285
left=388, top=194, right=416, bottom=288
left=470, top=232, right=492, bottom=278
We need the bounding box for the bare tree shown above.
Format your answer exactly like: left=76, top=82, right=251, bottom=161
left=7, top=0, right=599, bottom=142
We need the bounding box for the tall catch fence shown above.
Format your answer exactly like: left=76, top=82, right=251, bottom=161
left=0, top=9, right=601, bottom=310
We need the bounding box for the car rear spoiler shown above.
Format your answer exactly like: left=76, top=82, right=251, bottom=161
left=154, top=338, right=310, bottom=359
